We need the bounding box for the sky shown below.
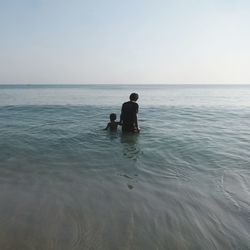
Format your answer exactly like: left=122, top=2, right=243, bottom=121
left=0, top=0, right=249, bottom=84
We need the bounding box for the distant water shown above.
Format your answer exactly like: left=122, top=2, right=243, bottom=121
left=0, top=84, right=250, bottom=250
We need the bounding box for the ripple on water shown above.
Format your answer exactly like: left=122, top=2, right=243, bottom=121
left=0, top=103, right=250, bottom=249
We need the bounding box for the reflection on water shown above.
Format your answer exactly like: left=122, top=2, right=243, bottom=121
left=120, top=133, right=140, bottom=161
left=119, top=133, right=140, bottom=191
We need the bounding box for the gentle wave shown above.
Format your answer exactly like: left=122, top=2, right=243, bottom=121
left=0, top=99, right=250, bottom=249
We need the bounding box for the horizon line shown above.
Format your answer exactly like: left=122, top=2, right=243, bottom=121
left=0, top=83, right=250, bottom=86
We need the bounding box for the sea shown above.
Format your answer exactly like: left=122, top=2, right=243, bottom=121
left=0, top=84, right=249, bottom=250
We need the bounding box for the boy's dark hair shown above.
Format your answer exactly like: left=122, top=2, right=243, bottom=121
left=110, top=113, right=116, bottom=121
left=129, top=93, right=139, bottom=101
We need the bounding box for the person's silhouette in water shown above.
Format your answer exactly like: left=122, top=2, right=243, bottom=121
left=120, top=93, right=140, bottom=133
left=104, top=113, right=119, bottom=131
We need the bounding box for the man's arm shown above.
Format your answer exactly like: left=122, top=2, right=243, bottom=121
left=134, top=103, right=139, bottom=129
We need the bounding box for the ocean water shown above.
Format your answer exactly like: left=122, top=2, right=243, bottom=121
left=0, top=84, right=250, bottom=250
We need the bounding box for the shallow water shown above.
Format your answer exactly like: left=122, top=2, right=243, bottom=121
left=0, top=85, right=250, bottom=249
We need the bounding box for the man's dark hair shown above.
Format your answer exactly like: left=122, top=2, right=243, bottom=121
left=110, top=113, right=116, bottom=121
left=129, top=93, right=139, bottom=101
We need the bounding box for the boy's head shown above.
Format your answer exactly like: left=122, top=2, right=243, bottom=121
left=129, top=93, right=139, bottom=102
left=110, top=113, right=117, bottom=121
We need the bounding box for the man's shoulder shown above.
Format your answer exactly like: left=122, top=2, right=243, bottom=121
left=123, top=101, right=138, bottom=106
left=122, top=101, right=130, bottom=109
left=122, top=101, right=138, bottom=111
left=122, top=101, right=130, bottom=105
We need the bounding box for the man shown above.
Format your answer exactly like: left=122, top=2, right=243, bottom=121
left=120, top=93, right=140, bottom=133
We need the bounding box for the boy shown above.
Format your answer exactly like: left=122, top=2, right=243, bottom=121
left=104, top=113, right=119, bottom=131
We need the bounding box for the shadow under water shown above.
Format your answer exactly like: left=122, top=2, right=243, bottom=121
left=120, top=133, right=140, bottom=161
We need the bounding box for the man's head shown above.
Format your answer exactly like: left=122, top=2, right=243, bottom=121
left=129, top=93, right=139, bottom=102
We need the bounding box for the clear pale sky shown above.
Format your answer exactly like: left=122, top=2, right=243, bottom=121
left=0, top=0, right=249, bottom=84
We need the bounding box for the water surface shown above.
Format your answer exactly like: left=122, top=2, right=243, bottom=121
left=0, top=85, right=250, bottom=249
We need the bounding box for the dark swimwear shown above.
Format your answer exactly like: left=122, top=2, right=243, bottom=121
left=120, top=101, right=139, bottom=132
